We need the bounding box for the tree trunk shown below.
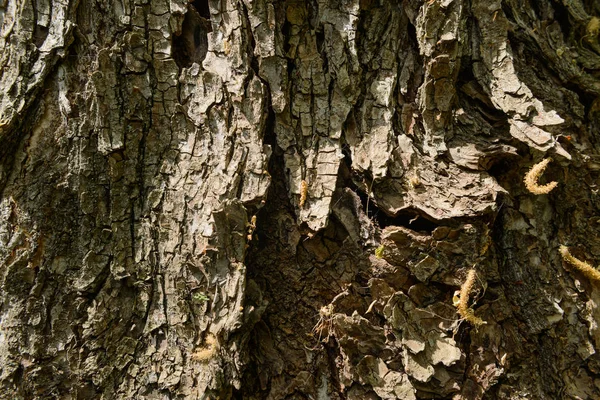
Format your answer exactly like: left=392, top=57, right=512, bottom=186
left=1, top=0, right=600, bottom=398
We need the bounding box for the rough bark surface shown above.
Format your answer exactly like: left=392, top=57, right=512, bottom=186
left=1, top=0, right=600, bottom=398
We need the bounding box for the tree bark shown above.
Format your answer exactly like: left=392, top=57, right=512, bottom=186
left=1, top=0, right=600, bottom=398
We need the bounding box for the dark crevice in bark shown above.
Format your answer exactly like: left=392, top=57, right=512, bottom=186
left=233, top=102, right=278, bottom=399
left=33, top=25, right=49, bottom=48
left=360, top=194, right=440, bottom=233
left=238, top=110, right=373, bottom=398
left=306, top=0, right=319, bottom=29
left=30, top=0, right=48, bottom=49
left=340, top=137, right=441, bottom=234
left=324, top=338, right=344, bottom=399
left=191, top=0, right=210, bottom=19
left=281, top=12, right=292, bottom=59
left=129, top=204, right=136, bottom=258
left=456, top=60, right=508, bottom=126
left=315, top=24, right=325, bottom=55
left=547, top=0, right=574, bottom=40
left=242, top=6, right=260, bottom=83
left=236, top=130, right=284, bottom=400
left=486, top=153, right=520, bottom=180
left=171, top=4, right=211, bottom=69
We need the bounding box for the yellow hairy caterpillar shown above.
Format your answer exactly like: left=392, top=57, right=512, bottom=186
left=524, top=158, right=558, bottom=195
left=192, top=334, right=218, bottom=362
left=299, top=180, right=308, bottom=208
left=559, top=245, right=600, bottom=283
left=247, top=215, right=257, bottom=242
left=454, top=269, right=486, bottom=326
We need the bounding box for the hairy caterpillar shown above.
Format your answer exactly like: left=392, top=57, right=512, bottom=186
left=559, top=245, right=600, bottom=283
left=524, top=158, right=558, bottom=194
left=454, top=269, right=486, bottom=326
left=299, top=180, right=308, bottom=208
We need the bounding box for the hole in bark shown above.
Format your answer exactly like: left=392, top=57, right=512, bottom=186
left=486, top=155, right=523, bottom=189
left=13, top=364, right=24, bottom=387
left=316, top=27, right=325, bottom=54
left=357, top=190, right=440, bottom=234
left=33, top=25, right=49, bottom=48
left=171, top=2, right=211, bottom=69
left=191, top=0, right=210, bottom=19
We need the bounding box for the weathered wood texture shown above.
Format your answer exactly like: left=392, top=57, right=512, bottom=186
left=1, top=0, right=600, bottom=398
